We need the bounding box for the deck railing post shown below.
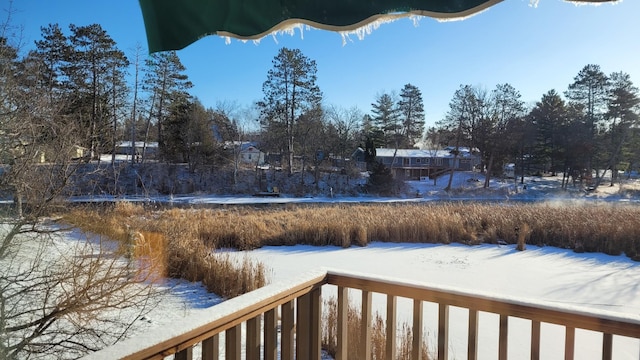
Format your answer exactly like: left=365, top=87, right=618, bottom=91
left=225, top=324, right=241, bottom=360
left=201, top=335, right=219, bottom=360
left=337, top=286, right=348, bottom=360
left=468, top=309, right=479, bottom=360
left=281, top=300, right=295, bottom=360
left=310, top=286, right=322, bottom=360
left=264, top=308, right=278, bottom=360
left=174, top=347, right=192, bottom=360
left=412, top=299, right=423, bottom=360
left=386, top=294, right=397, bottom=360
left=602, top=333, right=613, bottom=360
left=437, top=303, right=449, bottom=360
left=531, top=320, right=541, bottom=360
left=246, top=315, right=261, bottom=359
left=565, top=327, right=575, bottom=360
left=361, top=290, right=373, bottom=360
left=297, top=293, right=311, bottom=360
left=498, top=314, right=508, bottom=360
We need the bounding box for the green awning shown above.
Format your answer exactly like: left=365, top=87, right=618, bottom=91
left=139, top=0, right=615, bottom=53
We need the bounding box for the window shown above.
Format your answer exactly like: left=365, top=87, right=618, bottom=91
left=435, top=158, right=443, bottom=166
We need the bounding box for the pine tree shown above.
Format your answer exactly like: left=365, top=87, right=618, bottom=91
left=397, top=83, right=425, bottom=148
left=371, top=92, right=400, bottom=148
left=258, top=47, right=322, bottom=175
left=143, top=51, right=193, bottom=160
left=65, top=24, right=129, bottom=159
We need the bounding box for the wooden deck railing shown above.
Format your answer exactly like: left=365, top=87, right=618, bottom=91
left=85, top=269, right=640, bottom=360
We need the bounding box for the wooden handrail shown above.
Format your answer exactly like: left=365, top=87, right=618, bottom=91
left=325, top=271, right=640, bottom=338
left=83, top=270, right=327, bottom=360
left=85, top=269, right=640, bottom=360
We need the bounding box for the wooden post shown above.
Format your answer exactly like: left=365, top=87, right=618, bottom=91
left=297, top=293, right=311, bottom=360
left=565, top=327, right=575, bottom=360
left=361, top=290, right=373, bottom=360
left=246, top=316, right=261, bottom=359
left=386, top=294, right=397, bottom=360
left=337, top=286, right=348, bottom=360
left=174, top=347, right=192, bottom=360
left=437, top=304, right=449, bottom=360
left=467, top=309, right=478, bottom=360
left=498, top=314, right=508, bottom=360
left=225, top=324, right=241, bottom=360
left=281, top=301, right=295, bottom=360
left=531, top=320, right=541, bottom=360
left=264, top=309, right=278, bottom=360
left=201, top=335, right=219, bottom=360
left=412, top=299, right=423, bottom=360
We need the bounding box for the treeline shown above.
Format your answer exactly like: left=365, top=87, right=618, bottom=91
left=429, top=67, right=639, bottom=189
left=1, top=22, right=239, bottom=171
left=2, top=21, right=639, bottom=191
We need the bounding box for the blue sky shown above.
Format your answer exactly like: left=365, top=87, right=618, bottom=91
left=6, top=0, right=639, bottom=128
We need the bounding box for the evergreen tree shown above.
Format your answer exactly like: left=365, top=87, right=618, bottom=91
left=65, top=24, right=129, bottom=159
left=565, top=64, right=609, bottom=171
left=528, top=90, right=569, bottom=175
left=371, top=92, right=400, bottom=147
left=143, top=51, right=193, bottom=160
left=397, top=83, right=425, bottom=148
left=258, top=47, right=322, bottom=175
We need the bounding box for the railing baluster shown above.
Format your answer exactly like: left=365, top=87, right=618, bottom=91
left=264, top=308, right=278, bottom=360
left=499, top=314, right=508, bottom=360
left=174, top=347, right=192, bottom=360
left=412, top=299, right=423, bottom=360
left=468, top=309, right=479, bottom=360
left=386, top=294, right=397, bottom=360
left=246, top=315, right=261, bottom=359
left=337, top=286, right=348, bottom=360
left=438, top=303, right=449, bottom=360
left=310, top=286, right=322, bottom=360
left=297, top=293, right=311, bottom=360
left=565, top=327, right=575, bottom=360
left=531, top=320, right=540, bottom=360
left=602, top=333, right=613, bottom=360
left=281, top=300, right=295, bottom=360
left=202, top=335, right=219, bottom=360
left=361, top=290, right=372, bottom=360
left=225, top=324, right=241, bottom=360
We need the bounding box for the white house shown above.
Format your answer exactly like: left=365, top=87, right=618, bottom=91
left=225, top=141, right=265, bottom=165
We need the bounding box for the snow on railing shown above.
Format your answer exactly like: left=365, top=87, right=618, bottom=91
left=85, top=269, right=640, bottom=360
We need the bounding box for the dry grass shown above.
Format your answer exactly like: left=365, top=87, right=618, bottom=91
left=322, top=296, right=432, bottom=359
left=64, top=201, right=640, bottom=295
left=65, top=202, right=268, bottom=298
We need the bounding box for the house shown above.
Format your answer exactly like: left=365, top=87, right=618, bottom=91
left=116, top=141, right=158, bottom=160
left=225, top=141, right=265, bottom=165
left=353, top=147, right=481, bottom=180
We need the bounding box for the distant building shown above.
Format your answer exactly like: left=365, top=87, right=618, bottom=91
left=116, top=141, right=158, bottom=160
left=353, top=147, right=481, bottom=180
left=224, top=141, right=265, bottom=165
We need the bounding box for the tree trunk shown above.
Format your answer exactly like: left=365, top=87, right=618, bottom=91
left=484, top=151, right=494, bottom=188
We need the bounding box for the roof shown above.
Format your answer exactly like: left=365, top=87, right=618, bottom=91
left=117, top=141, right=158, bottom=148
left=375, top=148, right=477, bottom=158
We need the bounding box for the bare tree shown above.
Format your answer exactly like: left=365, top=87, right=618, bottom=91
left=0, top=9, right=158, bottom=358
